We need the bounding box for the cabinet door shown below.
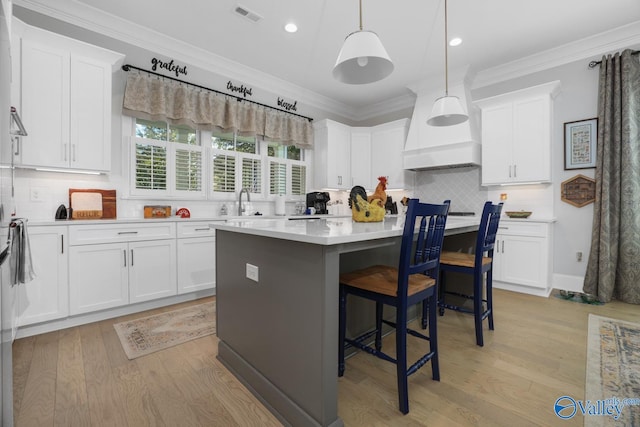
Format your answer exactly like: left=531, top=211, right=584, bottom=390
left=370, top=121, right=410, bottom=190
left=177, top=237, right=216, bottom=294
left=128, top=239, right=177, bottom=303
left=350, top=130, right=371, bottom=188
left=70, top=55, right=111, bottom=171
left=512, top=97, right=551, bottom=183
left=69, top=242, right=128, bottom=315
left=481, top=104, right=512, bottom=185
left=18, top=226, right=68, bottom=325
left=497, top=234, right=547, bottom=289
left=20, top=39, right=70, bottom=168
left=329, top=124, right=351, bottom=189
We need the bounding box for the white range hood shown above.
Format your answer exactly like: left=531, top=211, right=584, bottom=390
left=403, top=77, right=481, bottom=170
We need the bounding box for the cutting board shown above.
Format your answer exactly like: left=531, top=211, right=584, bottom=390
left=69, top=189, right=117, bottom=219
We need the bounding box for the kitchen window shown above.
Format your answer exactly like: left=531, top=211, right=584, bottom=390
left=129, top=118, right=308, bottom=199
left=131, top=119, right=204, bottom=198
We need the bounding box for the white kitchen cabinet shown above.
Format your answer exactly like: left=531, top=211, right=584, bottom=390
left=475, top=81, right=560, bottom=186
left=313, top=119, right=352, bottom=190
left=18, top=226, right=68, bottom=326
left=69, top=223, right=176, bottom=315
left=14, top=22, right=123, bottom=171
left=370, top=119, right=413, bottom=190
left=177, top=222, right=218, bottom=294
left=493, top=220, right=553, bottom=295
left=350, top=128, right=371, bottom=188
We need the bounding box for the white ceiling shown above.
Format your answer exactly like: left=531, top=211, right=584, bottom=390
left=14, top=0, right=640, bottom=120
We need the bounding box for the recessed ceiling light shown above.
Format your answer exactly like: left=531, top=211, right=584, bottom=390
left=284, top=22, right=298, bottom=33
left=449, top=37, right=462, bottom=47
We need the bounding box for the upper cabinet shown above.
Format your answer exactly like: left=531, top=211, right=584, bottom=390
left=313, top=119, right=352, bottom=190
left=12, top=21, right=124, bottom=172
left=313, top=118, right=413, bottom=191
left=370, top=119, right=412, bottom=190
left=475, top=81, right=560, bottom=186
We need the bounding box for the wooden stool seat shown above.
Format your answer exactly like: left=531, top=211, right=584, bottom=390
left=439, top=251, right=492, bottom=268
left=340, top=265, right=436, bottom=297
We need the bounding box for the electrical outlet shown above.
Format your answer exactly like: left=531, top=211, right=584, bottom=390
left=576, top=251, right=583, bottom=262
left=246, top=263, right=259, bottom=282
left=30, top=187, right=44, bottom=202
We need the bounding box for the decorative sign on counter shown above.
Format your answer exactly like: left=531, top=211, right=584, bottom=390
left=227, top=81, right=253, bottom=98
left=151, top=57, right=188, bottom=77
left=561, top=174, right=596, bottom=207
left=277, top=97, right=298, bottom=112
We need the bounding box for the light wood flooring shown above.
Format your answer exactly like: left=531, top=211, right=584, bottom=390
left=13, top=290, right=640, bottom=426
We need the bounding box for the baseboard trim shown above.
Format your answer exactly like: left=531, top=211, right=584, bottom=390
left=552, top=273, right=585, bottom=293
left=16, top=289, right=215, bottom=339
left=493, top=281, right=552, bottom=297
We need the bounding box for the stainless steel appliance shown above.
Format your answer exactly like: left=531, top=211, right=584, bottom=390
left=306, top=192, right=330, bottom=214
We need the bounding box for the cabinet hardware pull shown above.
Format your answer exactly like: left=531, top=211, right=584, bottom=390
left=498, top=226, right=509, bottom=229
left=72, top=144, right=76, bottom=162
left=501, top=240, right=504, bottom=253
left=508, top=165, right=512, bottom=178
left=123, top=249, right=127, bottom=267
left=195, top=228, right=210, bottom=231
left=118, top=231, right=138, bottom=235
left=64, top=144, right=68, bottom=161
left=131, top=249, right=134, bottom=266
left=61, top=235, right=64, bottom=254
left=514, top=164, right=517, bottom=177
left=13, top=137, right=19, bottom=156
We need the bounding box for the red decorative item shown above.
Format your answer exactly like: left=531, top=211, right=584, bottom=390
left=176, top=208, right=191, bottom=218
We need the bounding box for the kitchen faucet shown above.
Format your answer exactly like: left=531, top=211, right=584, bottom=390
left=238, top=188, right=251, bottom=215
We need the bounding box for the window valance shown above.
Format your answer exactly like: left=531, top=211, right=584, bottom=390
left=122, top=72, right=313, bottom=148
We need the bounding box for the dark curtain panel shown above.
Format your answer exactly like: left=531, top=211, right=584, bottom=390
left=583, top=49, right=640, bottom=303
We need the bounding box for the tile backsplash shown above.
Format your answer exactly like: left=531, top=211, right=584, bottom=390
left=414, top=166, right=488, bottom=214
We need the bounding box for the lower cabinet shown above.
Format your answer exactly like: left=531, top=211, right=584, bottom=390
left=177, top=222, right=218, bottom=294
left=68, top=222, right=177, bottom=315
left=18, top=225, right=68, bottom=326
left=493, top=220, right=553, bottom=294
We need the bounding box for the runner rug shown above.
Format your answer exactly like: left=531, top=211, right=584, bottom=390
left=585, top=314, right=640, bottom=426
left=114, top=301, right=216, bottom=359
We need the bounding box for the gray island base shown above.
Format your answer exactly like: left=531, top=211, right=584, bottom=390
left=214, top=216, right=479, bottom=426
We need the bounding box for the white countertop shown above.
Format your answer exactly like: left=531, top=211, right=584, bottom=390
left=212, top=215, right=481, bottom=245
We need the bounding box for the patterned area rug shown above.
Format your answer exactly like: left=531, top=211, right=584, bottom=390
left=114, top=301, right=216, bottom=359
left=585, top=314, right=640, bottom=426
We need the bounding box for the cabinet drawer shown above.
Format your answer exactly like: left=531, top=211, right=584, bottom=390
left=497, top=221, right=548, bottom=237
left=69, top=222, right=176, bottom=245
left=177, top=221, right=222, bottom=238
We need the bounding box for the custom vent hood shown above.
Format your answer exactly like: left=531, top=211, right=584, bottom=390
left=403, top=76, right=481, bottom=171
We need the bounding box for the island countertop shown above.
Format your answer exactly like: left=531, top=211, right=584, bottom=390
left=211, top=215, right=480, bottom=246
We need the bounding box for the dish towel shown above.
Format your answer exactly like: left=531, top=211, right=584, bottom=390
left=8, top=218, right=36, bottom=285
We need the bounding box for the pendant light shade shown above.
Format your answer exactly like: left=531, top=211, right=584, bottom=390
left=427, top=0, right=468, bottom=126
left=333, top=0, right=393, bottom=84
left=427, top=96, right=468, bottom=126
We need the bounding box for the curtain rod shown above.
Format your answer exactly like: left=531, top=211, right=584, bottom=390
left=588, top=50, right=639, bottom=68
left=121, top=64, right=313, bottom=122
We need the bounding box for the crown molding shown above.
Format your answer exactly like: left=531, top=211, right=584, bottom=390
left=13, top=0, right=357, bottom=119
left=473, top=20, right=640, bottom=89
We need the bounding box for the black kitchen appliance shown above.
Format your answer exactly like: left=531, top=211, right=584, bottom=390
left=306, top=192, right=330, bottom=214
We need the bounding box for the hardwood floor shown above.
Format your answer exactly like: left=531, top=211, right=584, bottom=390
left=13, top=290, right=639, bottom=426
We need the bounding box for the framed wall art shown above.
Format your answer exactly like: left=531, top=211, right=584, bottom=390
left=564, top=118, right=597, bottom=170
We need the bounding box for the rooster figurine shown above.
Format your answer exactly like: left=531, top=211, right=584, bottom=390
left=349, top=177, right=388, bottom=222
left=367, top=176, right=388, bottom=207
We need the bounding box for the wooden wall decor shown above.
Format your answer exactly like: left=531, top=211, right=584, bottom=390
left=561, top=174, right=596, bottom=207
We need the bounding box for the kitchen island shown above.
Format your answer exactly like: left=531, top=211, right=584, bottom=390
left=213, top=215, right=479, bottom=427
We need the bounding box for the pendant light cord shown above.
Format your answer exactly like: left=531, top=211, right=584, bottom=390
left=444, top=0, right=449, bottom=96
left=359, top=0, right=363, bottom=31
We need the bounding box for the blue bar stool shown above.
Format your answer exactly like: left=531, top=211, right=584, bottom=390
left=437, top=201, right=503, bottom=346
left=338, top=199, right=450, bottom=414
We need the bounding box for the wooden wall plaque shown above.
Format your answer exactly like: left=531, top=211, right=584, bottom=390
left=561, top=174, right=596, bottom=208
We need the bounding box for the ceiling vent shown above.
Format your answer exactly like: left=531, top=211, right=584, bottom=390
left=234, top=4, right=263, bottom=23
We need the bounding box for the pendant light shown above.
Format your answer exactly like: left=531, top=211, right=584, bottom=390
left=333, top=0, right=393, bottom=84
left=427, top=0, right=468, bottom=126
